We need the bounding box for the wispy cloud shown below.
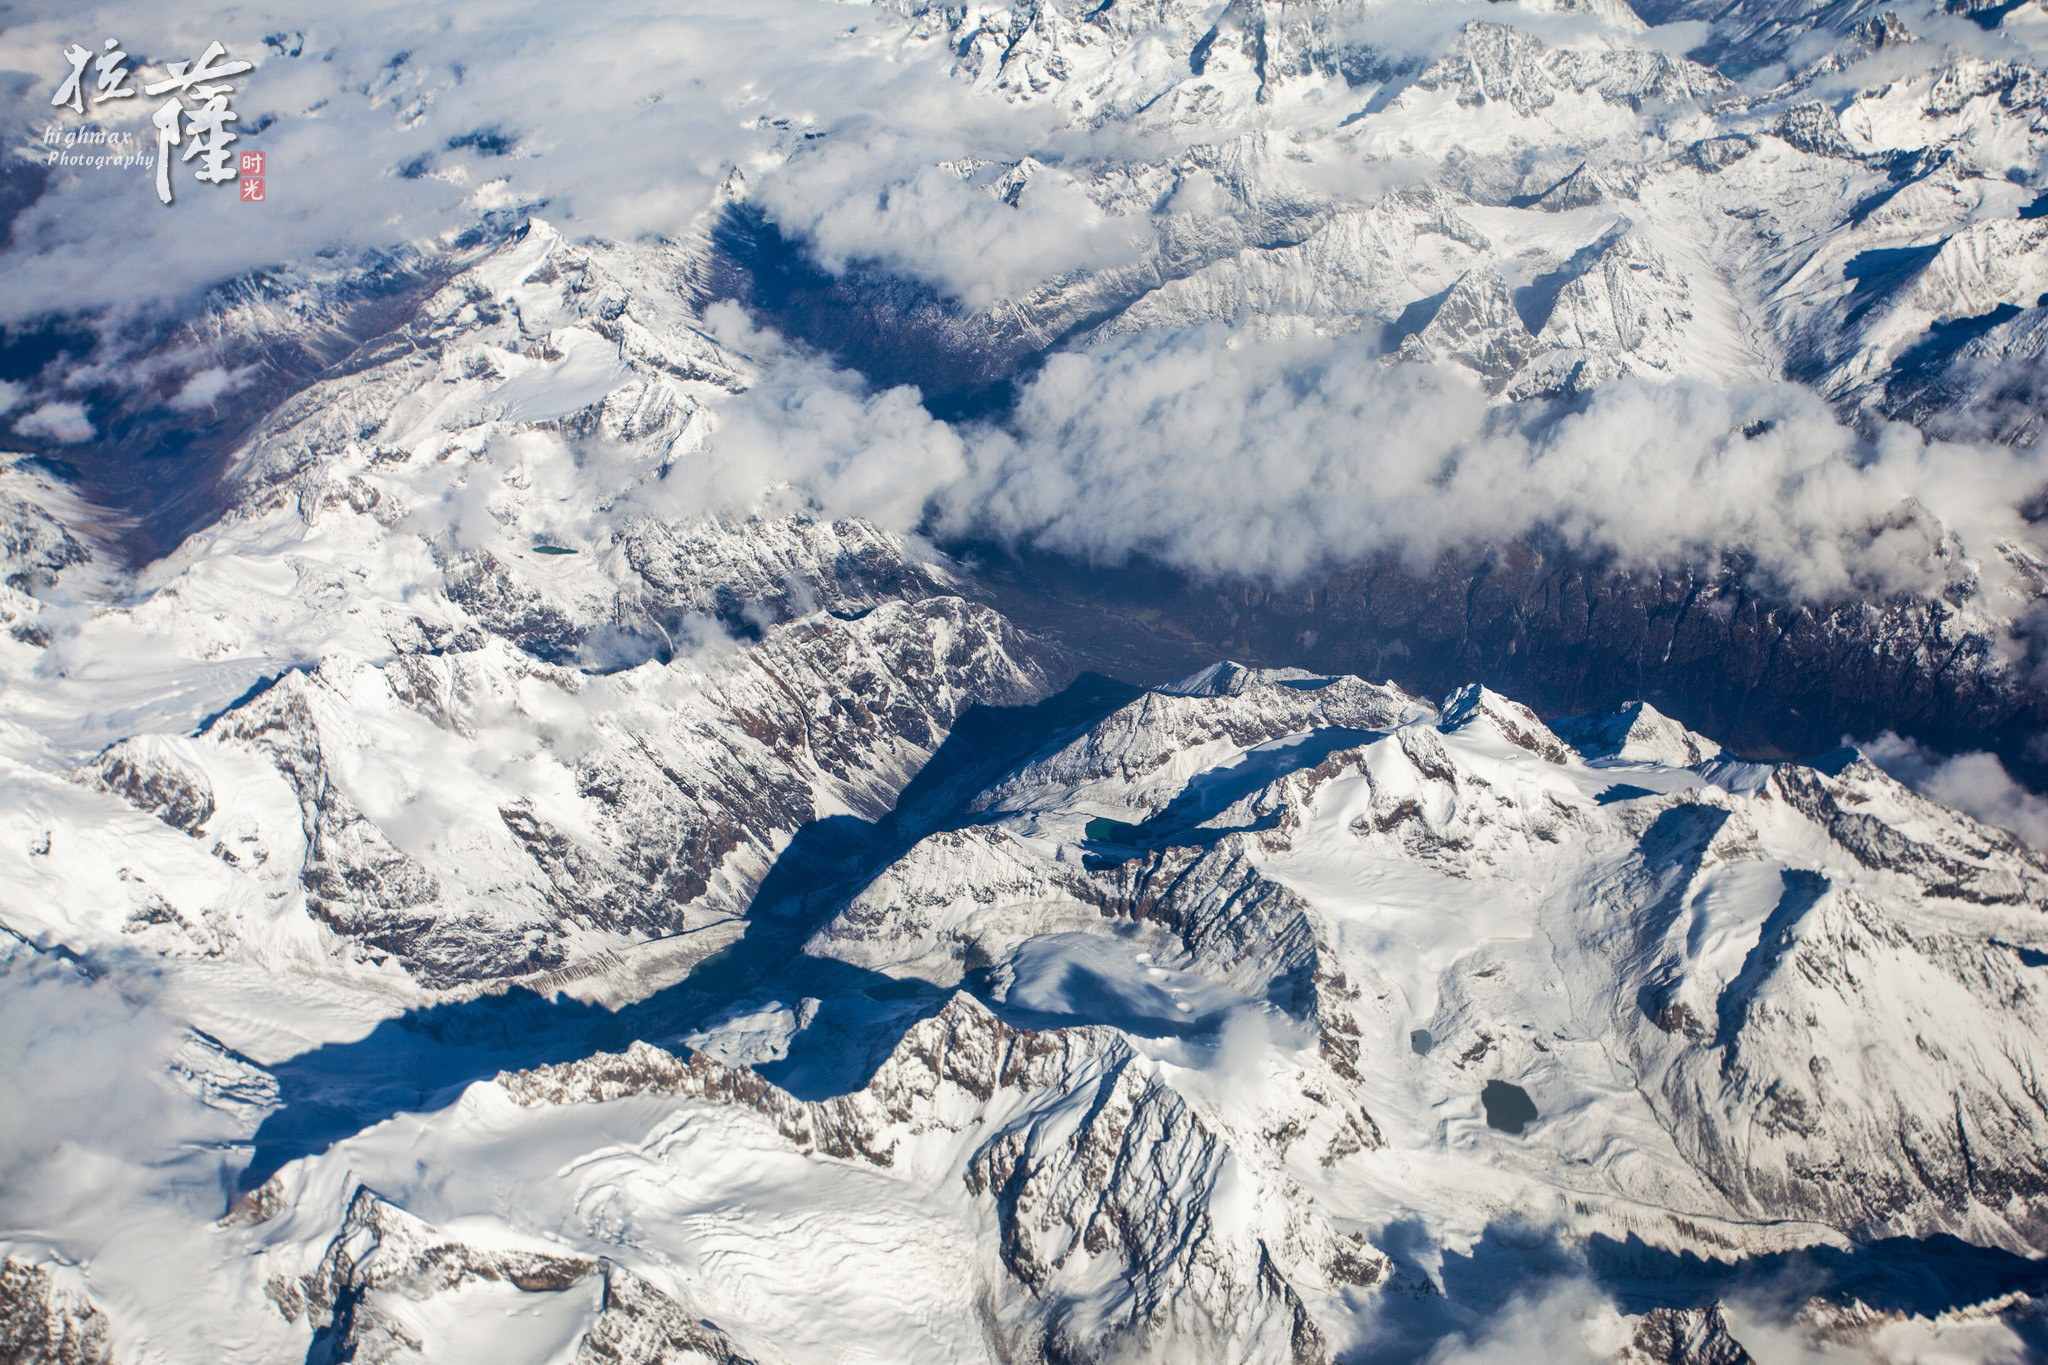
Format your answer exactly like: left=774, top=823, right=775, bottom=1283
left=1864, top=731, right=2048, bottom=849
left=922, top=326, right=2045, bottom=600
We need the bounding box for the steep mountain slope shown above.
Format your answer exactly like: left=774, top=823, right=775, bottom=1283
left=2, top=220, right=1049, bottom=990
left=163, top=666, right=2048, bottom=1364
left=12, top=468, right=2048, bottom=1362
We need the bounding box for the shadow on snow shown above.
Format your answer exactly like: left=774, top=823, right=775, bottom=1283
left=1359, top=1220, right=2048, bottom=1361
left=239, top=669, right=2048, bottom=1362
left=239, top=672, right=1141, bottom=1192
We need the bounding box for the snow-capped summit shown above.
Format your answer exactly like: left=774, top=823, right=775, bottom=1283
left=191, top=663, right=2048, bottom=1362
left=1554, top=699, right=1724, bottom=766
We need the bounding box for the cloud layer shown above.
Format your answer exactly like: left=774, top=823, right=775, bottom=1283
left=936, top=327, right=2046, bottom=598
left=0, top=0, right=984, bottom=321
left=666, top=320, right=2046, bottom=604
left=0, top=952, right=213, bottom=1226
left=1864, top=731, right=2048, bottom=849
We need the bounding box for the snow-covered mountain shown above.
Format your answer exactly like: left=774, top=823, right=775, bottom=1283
left=665, top=0, right=2048, bottom=780
left=788, top=0, right=2048, bottom=421
left=4, top=0, right=2048, bottom=1360
left=17, top=612, right=2048, bottom=1359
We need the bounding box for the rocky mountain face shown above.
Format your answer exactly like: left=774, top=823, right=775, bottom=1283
left=969, top=531, right=2048, bottom=786
left=264, top=1186, right=757, bottom=1365
left=7, top=221, right=1048, bottom=987
left=808, top=0, right=2048, bottom=414
left=3, top=0, right=2048, bottom=1361
left=679, top=0, right=2048, bottom=471
left=73, top=592, right=1041, bottom=984
left=0, top=1260, right=112, bottom=1365
left=198, top=662, right=2048, bottom=1363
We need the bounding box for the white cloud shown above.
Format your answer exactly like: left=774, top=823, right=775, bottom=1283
left=0, top=954, right=197, bottom=1225
left=635, top=315, right=2043, bottom=612
left=0, top=0, right=973, bottom=322
left=1422, top=1276, right=2033, bottom=1365
left=923, top=326, right=2045, bottom=600
left=755, top=137, right=1151, bottom=309
left=13, top=401, right=96, bottom=443
left=639, top=300, right=966, bottom=532
left=166, top=365, right=251, bottom=412
left=1424, top=1278, right=1626, bottom=1363
left=0, top=0, right=1265, bottom=335
left=1863, top=732, right=2048, bottom=850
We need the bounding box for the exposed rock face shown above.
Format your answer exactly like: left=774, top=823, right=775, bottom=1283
left=1621, top=1305, right=1754, bottom=1365
left=76, top=595, right=1046, bottom=984
left=1631, top=766, right=2048, bottom=1239
left=885, top=0, right=1725, bottom=125
left=1393, top=268, right=1540, bottom=385
left=23, top=224, right=1054, bottom=986
left=973, top=536, right=2048, bottom=790
left=77, top=737, right=217, bottom=836
left=576, top=1265, right=759, bottom=1365
left=982, top=661, right=1429, bottom=813
left=0, top=458, right=96, bottom=649
left=1409, top=20, right=1730, bottom=116
left=0, top=1261, right=112, bottom=1365
left=847, top=0, right=2048, bottom=434
left=1554, top=700, right=1723, bottom=767
left=504, top=994, right=1376, bottom=1365
left=503, top=997, right=1124, bottom=1165
left=271, top=1187, right=755, bottom=1365
left=0, top=468, right=91, bottom=594
left=620, top=513, right=956, bottom=633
